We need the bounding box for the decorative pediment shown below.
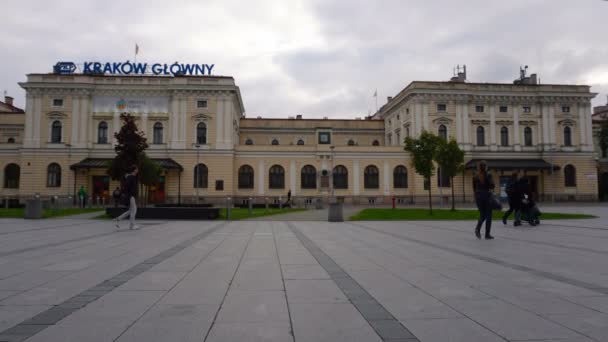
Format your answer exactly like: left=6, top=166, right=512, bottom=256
left=471, top=120, right=490, bottom=125
left=192, top=113, right=212, bottom=121
left=495, top=120, right=513, bottom=125
left=558, top=119, right=577, bottom=127
left=519, top=120, right=538, bottom=126
left=433, top=117, right=453, bottom=125
left=47, top=111, right=67, bottom=119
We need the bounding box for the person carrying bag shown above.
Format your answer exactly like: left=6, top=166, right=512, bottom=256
left=473, top=161, right=497, bottom=240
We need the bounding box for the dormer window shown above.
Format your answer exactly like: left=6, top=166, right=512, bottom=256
left=437, top=104, right=447, bottom=112
left=197, top=100, right=208, bottom=108
left=52, top=99, right=63, bottom=107
left=523, top=106, right=531, bottom=113
left=475, top=105, right=484, bottom=113
left=562, top=106, right=570, bottom=113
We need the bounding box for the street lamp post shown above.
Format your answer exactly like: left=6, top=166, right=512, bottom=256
left=330, top=145, right=335, bottom=201
left=65, top=143, right=72, bottom=207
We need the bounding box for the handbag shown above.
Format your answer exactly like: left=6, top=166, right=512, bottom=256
left=489, top=193, right=503, bottom=210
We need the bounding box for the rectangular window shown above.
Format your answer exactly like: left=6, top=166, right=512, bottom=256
left=499, top=106, right=508, bottom=113
left=523, top=106, right=531, bottom=113
left=197, top=100, right=208, bottom=108
left=475, top=105, right=484, bottom=113
left=318, top=132, right=331, bottom=144
left=52, top=99, right=64, bottom=107
left=215, top=180, right=224, bottom=191
left=562, top=106, right=570, bottom=113
left=437, top=104, right=447, bottom=112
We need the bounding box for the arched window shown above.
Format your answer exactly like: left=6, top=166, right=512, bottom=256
left=372, top=140, right=380, bottom=146
left=245, top=138, right=253, bottom=145
left=438, top=125, right=447, bottom=140
left=437, top=167, right=450, bottom=187
left=364, top=165, right=379, bottom=189
left=564, top=164, right=576, bottom=187
left=500, top=126, right=509, bottom=146
left=269, top=165, right=285, bottom=189
left=347, top=139, right=355, bottom=146
left=51, top=121, right=62, bottom=143
left=297, top=139, right=304, bottom=145
left=238, top=165, right=254, bottom=189
left=333, top=165, right=348, bottom=189
left=301, top=165, right=317, bottom=189
left=97, top=122, right=108, bottom=144
left=47, top=163, right=61, bottom=187
left=271, top=139, right=279, bottom=145
left=476, top=126, right=485, bottom=146
left=153, top=122, right=163, bottom=144
left=197, top=122, right=207, bottom=144
left=564, top=126, right=572, bottom=147
left=393, top=165, right=408, bottom=188
left=4, top=163, right=20, bottom=188
left=7, top=138, right=15, bottom=143
left=193, top=164, right=208, bottom=188
left=524, top=127, right=532, bottom=147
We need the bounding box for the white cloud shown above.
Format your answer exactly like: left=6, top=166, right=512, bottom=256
left=1, top=0, right=607, bottom=116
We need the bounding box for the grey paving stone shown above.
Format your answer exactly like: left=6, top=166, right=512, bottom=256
left=368, top=319, right=416, bottom=340
left=206, top=321, right=293, bottom=342
left=566, top=296, right=608, bottom=314
left=352, top=301, right=394, bottom=320
left=116, top=271, right=186, bottom=291
left=402, top=317, right=505, bottom=342
left=290, top=303, right=382, bottom=342
left=232, top=270, right=283, bottom=291
left=20, top=307, right=73, bottom=325
left=281, top=264, right=330, bottom=279
left=116, top=305, right=216, bottom=342
left=547, top=312, right=608, bottom=342
left=285, top=279, right=348, bottom=304
left=217, top=291, right=290, bottom=323
left=0, top=305, right=50, bottom=331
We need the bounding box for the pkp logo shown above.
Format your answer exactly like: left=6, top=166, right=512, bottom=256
left=53, top=62, right=77, bottom=74
left=116, top=99, right=127, bottom=111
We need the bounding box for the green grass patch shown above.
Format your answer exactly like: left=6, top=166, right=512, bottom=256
left=350, top=208, right=596, bottom=221
left=219, top=207, right=306, bottom=220
left=0, top=207, right=103, bottom=219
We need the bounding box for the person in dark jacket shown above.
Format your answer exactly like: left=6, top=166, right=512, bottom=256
left=112, top=187, right=121, bottom=208
left=473, top=161, right=495, bottom=239
left=502, top=173, right=522, bottom=226
left=114, top=165, right=139, bottom=230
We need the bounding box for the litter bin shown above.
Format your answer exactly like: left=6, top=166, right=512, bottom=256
left=25, top=198, right=43, bottom=219
left=328, top=202, right=343, bottom=222
left=315, top=198, right=323, bottom=209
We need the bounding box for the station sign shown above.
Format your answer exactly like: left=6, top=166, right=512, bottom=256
left=53, top=61, right=215, bottom=76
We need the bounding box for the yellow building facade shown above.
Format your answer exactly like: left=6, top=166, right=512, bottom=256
left=0, top=71, right=599, bottom=206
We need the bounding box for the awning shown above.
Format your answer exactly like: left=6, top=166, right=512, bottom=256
left=70, top=158, right=183, bottom=171
left=465, top=159, right=559, bottom=171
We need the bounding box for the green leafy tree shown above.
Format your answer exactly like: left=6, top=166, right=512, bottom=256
left=107, top=113, right=161, bottom=204
left=404, top=131, right=442, bottom=214
left=597, top=119, right=608, bottom=159
left=435, top=139, right=465, bottom=211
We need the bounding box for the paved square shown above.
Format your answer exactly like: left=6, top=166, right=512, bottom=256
left=0, top=208, right=607, bottom=341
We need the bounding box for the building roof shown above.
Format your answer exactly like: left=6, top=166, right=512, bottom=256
left=0, top=100, right=24, bottom=114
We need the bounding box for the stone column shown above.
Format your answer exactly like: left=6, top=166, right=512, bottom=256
left=290, top=160, right=296, bottom=196
left=455, top=101, right=463, bottom=144
left=216, top=97, right=224, bottom=148
left=71, top=96, right=80, bottom=146
left=79, top=95, right=89, bottom=147
left=585, top=104, right=594, bottom=149
left=178, top=97, right=187, bottom=149
left=353, top=159, right=360, bottom=196
left=513, top=106, right=521, bottom=151
left=112, top=112, right=120, bottom=145
left=24, top=94, right=35, bottom=148
left=490, top=104, right=497, bottom=151
left=224, top=97, right=233, bottom=147
left=33, top=95, right=42, bottom=147
left=141, top=113, right=148, bottom=140
left=549, top=105, right=556, bottom=147
left=541, top=103, right=550, bottom=151
left=383, top=160, right=390, bottom=196
left=415, top=102, right=423, bottom=136
left=422, top=103, right=429, bottom=131
left=257, top=160, right=265, bottom=196
left=462, top=102, right=470, bottom=151
left=170, top=95, right=179, bottom=148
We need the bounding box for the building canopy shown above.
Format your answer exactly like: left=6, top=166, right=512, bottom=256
left=465, top=159, right=559, bottom=171
left=70, top=158, right=183, bottom=171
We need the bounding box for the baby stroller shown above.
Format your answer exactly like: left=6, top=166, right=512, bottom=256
left=519, top=195, right=541, bottom=226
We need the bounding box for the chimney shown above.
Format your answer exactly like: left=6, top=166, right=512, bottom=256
left=4, top=96, right=13, bottom=106
left=387, top=96, right=393, bottom=102
left=529, top=74, right=538, bottom=85
left=296, top=115, right=302, bottom=119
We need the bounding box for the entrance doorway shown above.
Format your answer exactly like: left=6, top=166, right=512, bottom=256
left=92, top=176, right=110, bottom=204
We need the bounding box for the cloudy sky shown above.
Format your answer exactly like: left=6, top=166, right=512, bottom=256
left=2, top=0, right=608, bottom=118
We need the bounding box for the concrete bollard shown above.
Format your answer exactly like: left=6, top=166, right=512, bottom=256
left=25, top=195, right=43, bottom=219
left=226, top=197, right=232, bottom=220
left=265, top=197, right=269, bottom=210
left=248, top=197, right=253, bottom=216
left=279, top=196, right=282, bottom=210
left=328, top=202, right=344, bottom=222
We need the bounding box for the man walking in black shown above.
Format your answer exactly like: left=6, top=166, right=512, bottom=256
left=114, top=165, right=139, bottom=230
left=502, top=173, right=522, bottom=226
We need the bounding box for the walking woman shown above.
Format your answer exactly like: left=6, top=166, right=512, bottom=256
left=473, top=161, right=495, bottom=239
